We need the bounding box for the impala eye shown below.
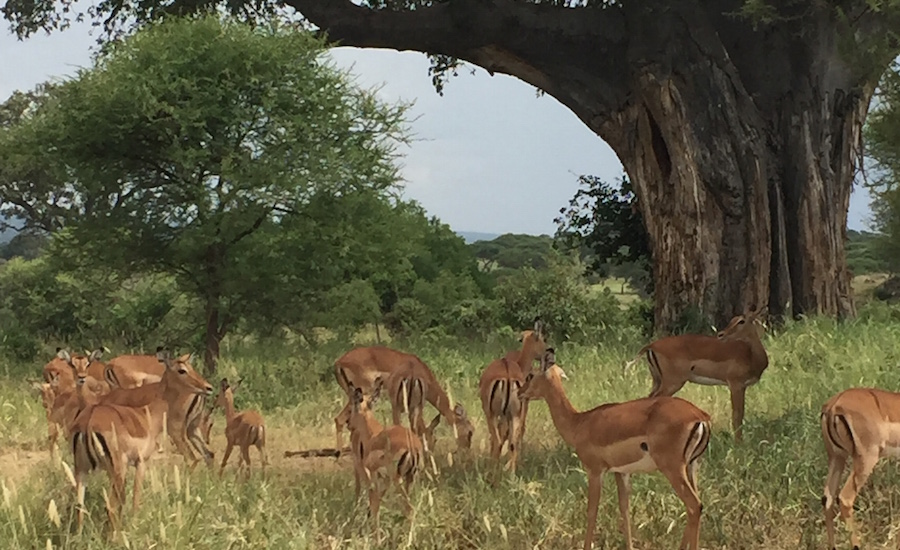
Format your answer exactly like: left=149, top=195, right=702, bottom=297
left=178, top=368, right=187, bottom=374
left=738, top=319, right=746, bottom=325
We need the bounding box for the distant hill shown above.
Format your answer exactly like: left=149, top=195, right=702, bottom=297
left=456, top=230, right=500, bottom=244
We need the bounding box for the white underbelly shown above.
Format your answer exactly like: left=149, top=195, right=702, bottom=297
left=688, top=375, right=727, bottom=386
left=610, top=453, right=657, bottom=474
left=880, top=422, right=900, bottom=457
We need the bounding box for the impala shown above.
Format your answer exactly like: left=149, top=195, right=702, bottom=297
left=215, top=378, right=267, bottom=476
left=627, top=306, right=768, bottom=441
left=478, top=318, right=546, bottom=473
left=69, top=350, right=213, bottom=532
left=104, top=346, right=167, bottom=388
left=73, top=350, right=215, bottom=469
left=383, top=365, right=441, bottom=452
left=821, top=387, right=900, bottom=550
left=44, top=348, right=108, bottom=391
left=346, top=381, right=423, bottom=529
left=521, top=349, right=711, bottom=550
left=333, top=345, right=474, bottom=453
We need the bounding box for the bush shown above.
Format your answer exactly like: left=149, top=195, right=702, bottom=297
left=494, top=255, right=623, bottom=343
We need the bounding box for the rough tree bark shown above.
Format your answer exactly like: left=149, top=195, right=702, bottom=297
left=287, top=0, right=895, bottom=330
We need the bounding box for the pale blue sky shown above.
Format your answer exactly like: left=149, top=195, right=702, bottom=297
left=1, top=21, right=874, bottom=236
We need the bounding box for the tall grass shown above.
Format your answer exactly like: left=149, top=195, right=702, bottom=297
left=2, top=302, right=900, bottom=549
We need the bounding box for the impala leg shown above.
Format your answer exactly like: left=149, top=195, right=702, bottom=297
left=257, top=441, right=268, bottom=472
left=132, top=458, right=146, bottom=515
left=822, top=452, right=847, bottom=550
left=615, top=473, right=633, bottom=550
left=108, top=462, right=127, bottom=534
left=728, top=383, right=747, bottom=442
left=483, top=404, right=502, bottom=461
left=838, top=450, right=879, bottom=550
left=517, top=400, right=530, bottom=454
left=75, top=472, right=86, bottom=535
left=335, top=402, right=351, bottom=452
left=507, top=411, right=522, bottom=475
left=584, top=473, right=604, bottom=550
left=219, top=440, right=235, bottom=476
left=659, top=464, right=703, bottom=550
left=241, top=444, right=252, bottom=480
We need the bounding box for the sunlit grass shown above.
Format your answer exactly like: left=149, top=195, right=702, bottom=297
left=2, top=302, right=900, bottom=548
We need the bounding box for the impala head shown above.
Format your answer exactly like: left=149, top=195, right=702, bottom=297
left=517, top=317, right=548, bottom=366
left=519, top=348, right=568, bottom=401
left=59, top=348, right=104, bottom=387
left=716, top=305, right=768, bottom=341
left=451, top=403, right=474, bottom=450
left=215, top=377, right=235, bottom=409
left=157, top=350, right=214, bottom=396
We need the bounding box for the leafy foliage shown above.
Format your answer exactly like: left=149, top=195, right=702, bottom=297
left=864, top=61, right=900, bottom=274
left=469, top=233, right=554, bottom=271
left=555, top=174, right=651, bottom=294
left=0, top=16, right=410, bottom=370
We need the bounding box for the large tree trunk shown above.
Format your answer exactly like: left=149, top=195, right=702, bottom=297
left=289, top=0, right=894, bottom=329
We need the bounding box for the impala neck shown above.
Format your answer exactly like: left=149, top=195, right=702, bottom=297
left=222, top=392, right=237, bottom=423
left=517, top=337, right=542, bottom=372
left=540, top=377, right=581, bottom=449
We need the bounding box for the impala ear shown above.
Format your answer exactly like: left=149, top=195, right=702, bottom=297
left=156, top=345, right=165, bottom=353
left=453, top=403, right=466, bottom=418
left=156, top=348, right=172, bottom=363
left=556, top=366, right=569, bottom=380
left=57, top=349, right=70, bottom=362
left=351, top=387, right=364, bottom=409
left=89, top=348, right=103, bottom=362
left=220, top=378, right=229, bottom=390
left=533, top=317, right=544, bottom=337
left=541, top=348, right=556, bottom=372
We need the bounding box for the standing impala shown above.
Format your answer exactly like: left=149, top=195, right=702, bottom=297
left=521, top=349, right=711, bottom=550
left=215, top=378, right=267, bottom=477
left=44, top=348, right=108, bottom=392
left=346, top=381, right=423, bottom=529
left=69, top=350, right=213, bottom=533
left=333, top=346, right=473, bottom=453
left=821, top=387, right=900, bottom=550
left=104, top=347, right=167, bottom=388
left=478, top=318, right=547, bottom=474
left=627, top=306, right=768, bottom=441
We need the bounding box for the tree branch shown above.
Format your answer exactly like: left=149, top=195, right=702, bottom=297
left=287, top=0, right=628, bottom=101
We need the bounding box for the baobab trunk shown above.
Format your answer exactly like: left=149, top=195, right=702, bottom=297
left=286, top=0, right=890, bottom=330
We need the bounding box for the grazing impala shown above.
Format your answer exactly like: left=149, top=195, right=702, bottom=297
left=346, top=381, right=423, bottom=529
left=478, top=318, right=546, bottom=474
left=821, top=387, right=900, bottom=550
left=104, top=347, right=167, bottom=388
left=333, top=346, right=473, bottom=453
left=383, top=365, right=441, bottom=452
left=627, top=306, right=768, bottom=441
left=521, top=349, right=711, bottom=550
left=215, top=378, right=267, bottom=476
left=69, top=350, right=213, bottom=532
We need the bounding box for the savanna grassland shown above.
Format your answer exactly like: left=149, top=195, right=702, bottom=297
left=2, top=300, right=900, bottom=550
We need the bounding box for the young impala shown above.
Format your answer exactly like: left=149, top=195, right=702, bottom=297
left=215, top=378, right=267, bottom=477
left=333, top=345, right=473, bottom=454
left=478, top=318, right=546, bottom=474
left=626, top=306, right=768, bottom=441
left=346, top=381, right=424, bottom=530
left=821, top=387, right=900, bottom=550
left=68, top=351, right=213, bottom=533
left=521, top=349, right=711, bottom=550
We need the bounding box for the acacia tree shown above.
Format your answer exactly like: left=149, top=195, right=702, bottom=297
left=4, top=1, right=900, bottom=328
left=0, top=16, right=408, bottom=372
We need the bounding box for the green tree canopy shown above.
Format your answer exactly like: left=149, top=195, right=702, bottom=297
left=0, top=15, right=410, bottom=371
left=865, top=62, right=900, bottom=274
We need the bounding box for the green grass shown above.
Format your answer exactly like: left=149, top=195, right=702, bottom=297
left=591, top=277, right=641, bottom=308
left=3, top=302, right=900, bottom=549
